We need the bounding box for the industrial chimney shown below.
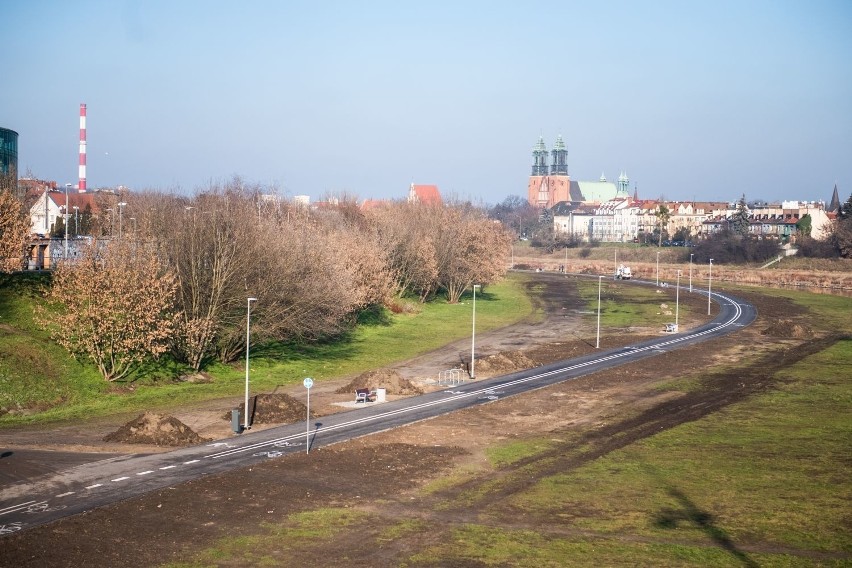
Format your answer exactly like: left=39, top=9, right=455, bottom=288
left=78, top=103, right=86, bottom=192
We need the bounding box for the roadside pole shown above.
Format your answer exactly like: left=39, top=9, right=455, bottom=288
left=303, top=377, right=313, bottom=454
left=302, top=377, right=314, bottom=454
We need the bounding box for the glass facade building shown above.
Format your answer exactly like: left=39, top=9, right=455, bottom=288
left=0, top=127, right=18, bottom=180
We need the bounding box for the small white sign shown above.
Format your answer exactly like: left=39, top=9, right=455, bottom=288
left=303, top=377, right=314, bottom=389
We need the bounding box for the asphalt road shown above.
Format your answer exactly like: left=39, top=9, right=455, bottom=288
left=0, top=280, right=755, bottom=536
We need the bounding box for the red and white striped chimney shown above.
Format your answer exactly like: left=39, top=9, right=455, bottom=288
left=78, top=103, right=87, bottom=192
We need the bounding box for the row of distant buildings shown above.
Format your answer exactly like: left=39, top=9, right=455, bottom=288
left=527, top=136, right=840, bottom=242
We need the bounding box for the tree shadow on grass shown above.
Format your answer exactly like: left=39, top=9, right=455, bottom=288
left=650, top=479, right=759, bottom=567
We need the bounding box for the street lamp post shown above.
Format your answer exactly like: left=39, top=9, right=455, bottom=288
left=689, top=253, right=694, bottom=292
left=708, top=259, right=714, bottom=316
left=676, top=270, right=681, bottom=328
left=64, top=184, right=70, bottom=259
left=596, top=275, right=603, bottom=348
left=656, top=251, right=660, bottom=286
left=470, top=284, right=480, bottom=379
left=118, top=202, right=127, bottom=239
left=244, top=297, right=258, bottom=430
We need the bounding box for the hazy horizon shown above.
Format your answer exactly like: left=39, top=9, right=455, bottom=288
left=2, top=0, right=850, bottom=206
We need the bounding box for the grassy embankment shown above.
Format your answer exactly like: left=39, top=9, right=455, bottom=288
left=0, top=273, right=537, bottom=425
left=175, top=285, right=851, bottom=566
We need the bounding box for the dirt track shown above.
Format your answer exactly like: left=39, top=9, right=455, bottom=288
left=0, top=274, right=834, bottom=567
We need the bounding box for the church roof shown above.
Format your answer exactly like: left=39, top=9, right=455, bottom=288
left=409, top=184, right=442, bottom=205
left=828, top=183, right=841, bottom=213
left=574, top=180, right=625, bottom=203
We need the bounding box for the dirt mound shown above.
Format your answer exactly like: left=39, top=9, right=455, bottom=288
left=104, top=412, right=210, bottom=446
left=178, top=372, right=215, bottom=384
left=761, top=319, right=814, bottom=339
left=251, top=393, right=311, bottom=424
left=474, top=351, right=538, bottom=376
left=336, top=369, right=423, bottom=395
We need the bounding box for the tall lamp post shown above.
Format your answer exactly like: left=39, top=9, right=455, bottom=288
left=244, top=297, right=258, bottom=430
left=689, top=253, right=694, bottom=292
left=596, top=275, right=603, bottom=348
left=64, top=183, right=71, bottom=259
left=656, top=251, right=660, bottom=286
left=470, top=284, right=480, bottom=379
left=707, top=259, right=714, bottom=316
left=675, top=270, right=681, bottom=329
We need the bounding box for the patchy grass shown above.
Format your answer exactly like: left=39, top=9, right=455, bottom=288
left=575, top=278, right=685, bottom=329
left=485, top=436, right=561, bottom=468
left=402, top=524, right=830, bottom=567
left=511, top=339, right=852, bottom=556
left=730, top=284, right=852, bottom=334
left=165, top=509, right=367, bottom=568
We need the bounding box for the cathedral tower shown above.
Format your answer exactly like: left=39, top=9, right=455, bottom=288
left=550, top=135, right=568, bottom=175
left=531, top=136, right=549, bottom=176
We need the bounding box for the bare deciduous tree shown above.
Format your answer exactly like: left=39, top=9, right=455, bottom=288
left=38, top=240, right=178, bottom=382
left=371, top=202, right=512, bottom=303
left=0, top=190, right=31, bottom=272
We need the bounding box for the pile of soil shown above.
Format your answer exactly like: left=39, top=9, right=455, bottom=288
left=248, top=393, right=311, bottom=424
left=473, top=351, right=539, bottom=376
left=336, top=369, right=423, bottom=395
left=103, top=412, right=210, bottom=446
left=761, top=319, right=814, bottom=339
left=178, top=372, right=215, bottom=384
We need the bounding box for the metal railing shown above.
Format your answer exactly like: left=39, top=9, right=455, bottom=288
left=437, top=368, right=466, bottom=386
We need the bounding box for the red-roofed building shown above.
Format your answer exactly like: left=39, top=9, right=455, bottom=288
left=29, top=189, right=100, bottom=236
left=408, top=183, right=442, bottom=206
left=360, top=199, right=390, bottom=211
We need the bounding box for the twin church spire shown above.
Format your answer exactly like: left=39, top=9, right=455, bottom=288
left=532, top=135, right=630, bottom=191
left=532, top=135, right=568, bottom=176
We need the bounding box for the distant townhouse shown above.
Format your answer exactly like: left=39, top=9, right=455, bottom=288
left=701, top=201, right=831, bottom=242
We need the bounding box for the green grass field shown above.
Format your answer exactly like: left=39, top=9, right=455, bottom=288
left=575, top=277, right=687, bottom=329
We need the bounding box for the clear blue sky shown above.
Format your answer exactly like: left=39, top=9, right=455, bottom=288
left=3, top=0, right=850, bottom=205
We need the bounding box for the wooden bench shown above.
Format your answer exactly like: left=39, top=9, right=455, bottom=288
left=354, top=388, right=375, bottom=403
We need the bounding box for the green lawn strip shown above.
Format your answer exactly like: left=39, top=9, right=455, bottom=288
left=0, top=274, right=534, bottom=425
left=402, top=524, right=839, bottom=567
left=243, top=275, right=535, bottom=386
left=575, top=279, right=684, bottom=329
left=507, top=339, right=852, bottom=555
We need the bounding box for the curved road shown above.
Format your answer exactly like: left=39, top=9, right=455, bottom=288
left=0, top=281, right=755, bottom=535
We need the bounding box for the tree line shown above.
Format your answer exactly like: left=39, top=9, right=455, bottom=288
left=6, top=180, right=512, bottom=381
